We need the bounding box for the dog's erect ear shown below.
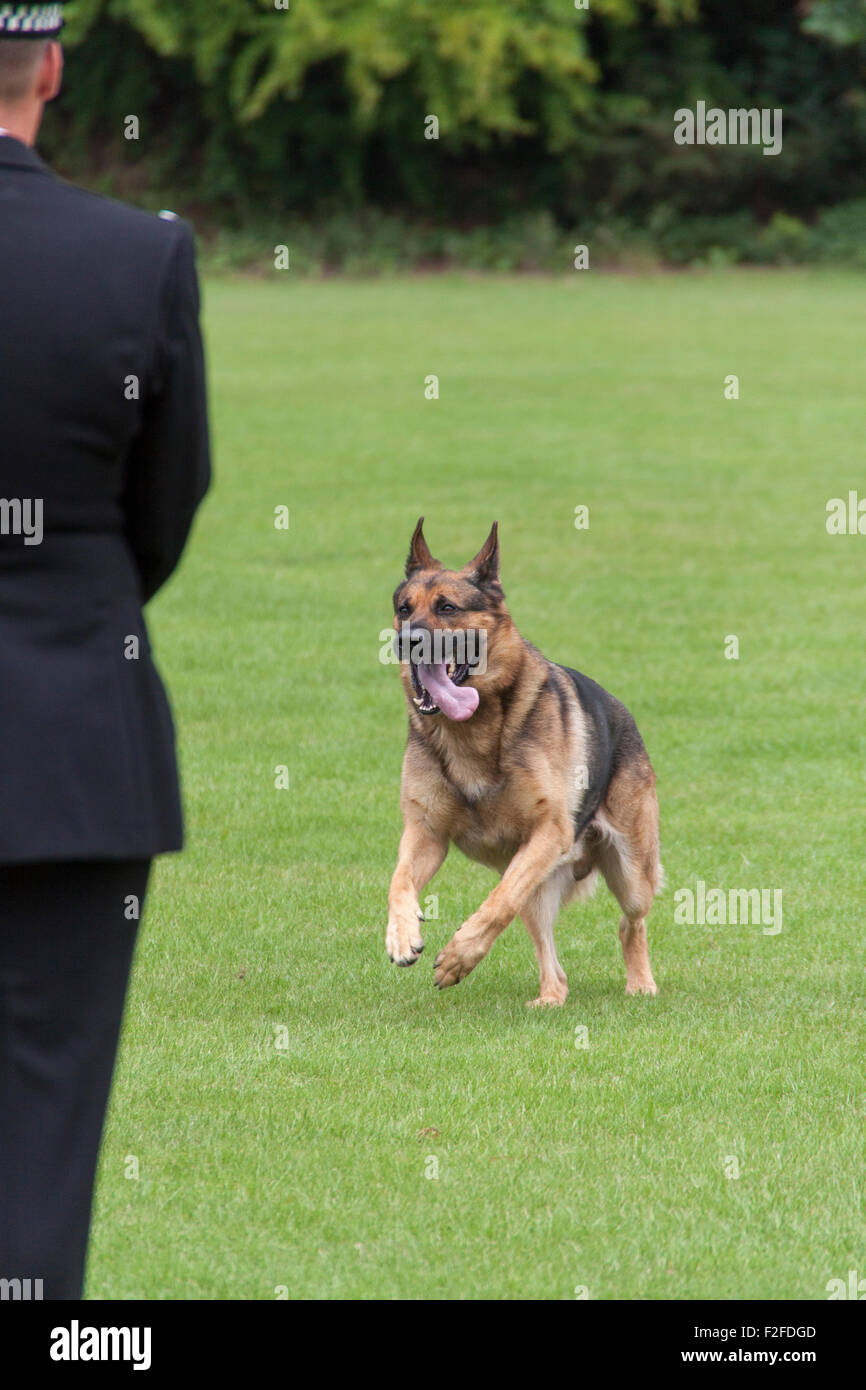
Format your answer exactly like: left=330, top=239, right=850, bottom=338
left=461, top=522, right=500, bottom=589
left=405, top=517, right=440, bottom=577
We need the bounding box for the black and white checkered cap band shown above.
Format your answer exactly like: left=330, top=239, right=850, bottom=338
left=0, top=4, right=65, bottom=37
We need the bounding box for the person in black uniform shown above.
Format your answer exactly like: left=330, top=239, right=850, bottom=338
left=0, top=4, right=210, bottom=1299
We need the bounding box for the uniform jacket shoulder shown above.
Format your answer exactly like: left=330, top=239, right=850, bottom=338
left=53, top=177, right=194, bottom=254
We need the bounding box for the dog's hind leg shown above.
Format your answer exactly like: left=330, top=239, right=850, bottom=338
left=596, top=762, right=662, bottom=997
left=521, top=867, right=571, bottom=1007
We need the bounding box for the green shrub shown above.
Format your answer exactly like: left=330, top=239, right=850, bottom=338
left=812, top=199, right=866, bottom=267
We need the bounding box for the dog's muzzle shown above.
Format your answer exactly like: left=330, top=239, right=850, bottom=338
left=397, top=624, right=480, bottom=720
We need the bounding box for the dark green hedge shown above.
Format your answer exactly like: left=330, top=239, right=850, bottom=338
left=36, top=0, right=866, bottom=261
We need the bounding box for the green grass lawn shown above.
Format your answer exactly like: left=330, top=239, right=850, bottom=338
left=89, top=270, right=866, bottom=1300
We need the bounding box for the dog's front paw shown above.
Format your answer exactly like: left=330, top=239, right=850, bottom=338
left=386, top=911, right=425, bottom=967
left=433, top=928, right=486, bottom=989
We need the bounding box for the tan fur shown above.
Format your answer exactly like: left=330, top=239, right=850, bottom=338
left=386, top=520, right=661, bottom=1004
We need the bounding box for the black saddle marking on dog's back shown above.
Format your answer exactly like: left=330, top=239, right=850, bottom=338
left=557, top=665, right=645, bottom=841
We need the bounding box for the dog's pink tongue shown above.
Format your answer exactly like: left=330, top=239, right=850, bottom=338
left=418, top=663, right=479, bottom=721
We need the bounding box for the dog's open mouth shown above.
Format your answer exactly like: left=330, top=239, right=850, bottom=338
left=410, top=659, right=479, bottom=721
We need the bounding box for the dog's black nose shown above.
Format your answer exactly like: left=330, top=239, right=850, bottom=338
left=395, top=621, right=432, bottom=661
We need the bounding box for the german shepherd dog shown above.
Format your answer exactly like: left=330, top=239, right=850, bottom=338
left=386, top=519, right=661, bottom=1005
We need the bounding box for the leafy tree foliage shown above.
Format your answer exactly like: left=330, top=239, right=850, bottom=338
left=41, top=0, right=866, bottom=242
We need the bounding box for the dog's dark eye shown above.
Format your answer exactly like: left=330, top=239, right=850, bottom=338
left=397, top=602, right=411, bottom=617
left=438, top=602, right=457, bottom=614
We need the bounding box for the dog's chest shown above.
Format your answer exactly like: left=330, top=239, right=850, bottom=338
left=445, top=771, right=530, bottom=868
